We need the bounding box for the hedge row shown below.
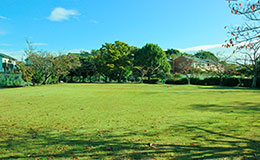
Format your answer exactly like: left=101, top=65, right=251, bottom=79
left=0, top=74, right=26, bottom=87
left=143, top=79, right=160, bottom=84
left=165, top=77, right=259, bottom=88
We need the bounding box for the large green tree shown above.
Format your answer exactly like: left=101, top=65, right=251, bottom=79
left=135, top=43, right=170, bottom=81
left=80, top=55, right=98, bottom=82
left=99, top=41, right=135, bottom=83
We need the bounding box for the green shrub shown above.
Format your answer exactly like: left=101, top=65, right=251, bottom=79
left=165, top=78, right=188, bottom=85
left=190, top=78, right=202, bottom=85
left=239, top=78, right=252, bottom=87
left=143, top=78, right=160, bottom=84
left=0, top=74, right=26, bottom=87
left=165, top=76, right=259, bottom=88
left=203, top=77, right=220, bottom=85
left=222, top=77, right=240, bottom=87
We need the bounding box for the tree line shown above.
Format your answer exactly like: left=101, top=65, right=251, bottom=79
left=18, top=41, right=171, bottom=85
left=16, top=40, right=259, bottom=88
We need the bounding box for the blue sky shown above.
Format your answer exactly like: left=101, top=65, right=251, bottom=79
left=0, top=0, right=243, bottom=59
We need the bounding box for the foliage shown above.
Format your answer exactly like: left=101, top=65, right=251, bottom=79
left=174, top=58, right=194, bottom=84
left=194, top=50, right=219, bottom=62
left=99, top=41, right=135, bottom=82
left=0, top=74, right=26, bottom=87
left=165, top=76, right=259, bottom=87
left=165, top=49, right=182, bottom=59
left=226, top=0, right=260, bottom=88
left=165, top=78, right=188, bottom=84
left=79, top=55, right=98, bottom=82
left=17, top=40, right=257, bottom=86
left=143, top=78, right=160, bottom=84
left=23, top=41, right=81, bottom=85
left=17, top=61, right=35, bottom=85
left=135, top=43, right=170, bottom=81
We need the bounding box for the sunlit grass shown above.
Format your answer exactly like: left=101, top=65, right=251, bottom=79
left=0, top=84, right=259, bottom=159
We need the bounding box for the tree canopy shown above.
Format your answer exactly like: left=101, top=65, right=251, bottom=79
left=99, top=41, right=135, bottom=82
left=194, top=50, right=219, bottom=62
left=135, top=43, right=171, bottom=81
left=165, top=49, right=182, bottom=59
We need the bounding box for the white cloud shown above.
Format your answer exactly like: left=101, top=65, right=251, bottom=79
left=0, top=16, right=10, bottom=20
left=48, top=7, right=79, bottom=22
left=31, top=43, right=48, bottom=46
left=178, top=44, right=223, bottom=52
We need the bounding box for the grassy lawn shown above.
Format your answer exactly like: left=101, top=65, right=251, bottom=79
left=0, top=84, right=259, bottom=160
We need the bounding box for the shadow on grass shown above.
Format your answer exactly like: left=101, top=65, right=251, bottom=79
left=191, top=101, right=260, bottom=113
left=1, top=125, right=259, bottom=160
left=164, top=125, right=259, bottom=160
left=0, top=86, right=24, bottom=90
left=198, top=86, right=260, bottom=91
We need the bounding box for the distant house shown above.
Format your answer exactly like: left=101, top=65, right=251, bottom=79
left=170, top=55, right=222, bottom=73
left=0, top=53, right=17, bottom=73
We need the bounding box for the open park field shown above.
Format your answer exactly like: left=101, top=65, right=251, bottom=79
left=0, top=84, right=259, bottom=159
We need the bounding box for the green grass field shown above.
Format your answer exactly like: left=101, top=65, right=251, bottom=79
left=0, top=84, right=259, bottom=160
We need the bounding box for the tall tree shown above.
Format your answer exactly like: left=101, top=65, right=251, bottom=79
left=24, top=41, right=81, bottom=85
left=80, top=55, right=98, bottom=82
left=17, top=61, right=35, bottom=86
left=173, top=57, right=202, bottom=85
left=135, top=43, right=170, bottom=81
left=99, top=41, right=135, bottom=83
left=225, top=0, right=260, bottom=88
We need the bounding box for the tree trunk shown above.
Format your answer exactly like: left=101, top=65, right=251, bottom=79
left=251, top=64, right=258, bottom=88
left=118, top=72, right=122, bottom=83
left=89, top=76, right=92, bottom=83
left=219, top=76, right=223, bottom=86
left=251, top=74, right=257, bottom=88
left=148, top=74, right=151, bottom=81
left=58, top=76, right=61, bottom=83
left=44, top=75, right=51, bottom=85
left=82, top=76, right=86, bottom=83
left=70, top=75, right=73, bottom=83
left=186, top=75, right=190, bottom=85
left=141, top=72, right=144, bottom=83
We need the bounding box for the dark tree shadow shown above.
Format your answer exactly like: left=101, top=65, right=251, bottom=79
left=0, top=124, right=259, bottom=160
left=198, top=86, right=260, bottom=91
left=191, top=101, right=260, bottom=113
left=163, top=125, right=259, bottom=160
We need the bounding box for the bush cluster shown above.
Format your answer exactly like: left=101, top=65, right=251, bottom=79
left=165, top=77, right=259, bottom=88
left=0, top=74, right=26, bottom=87
left=143, top=78, right=160, bottom=84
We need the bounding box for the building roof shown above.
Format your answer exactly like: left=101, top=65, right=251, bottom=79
left=0, top=53, right=17, bottom=60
